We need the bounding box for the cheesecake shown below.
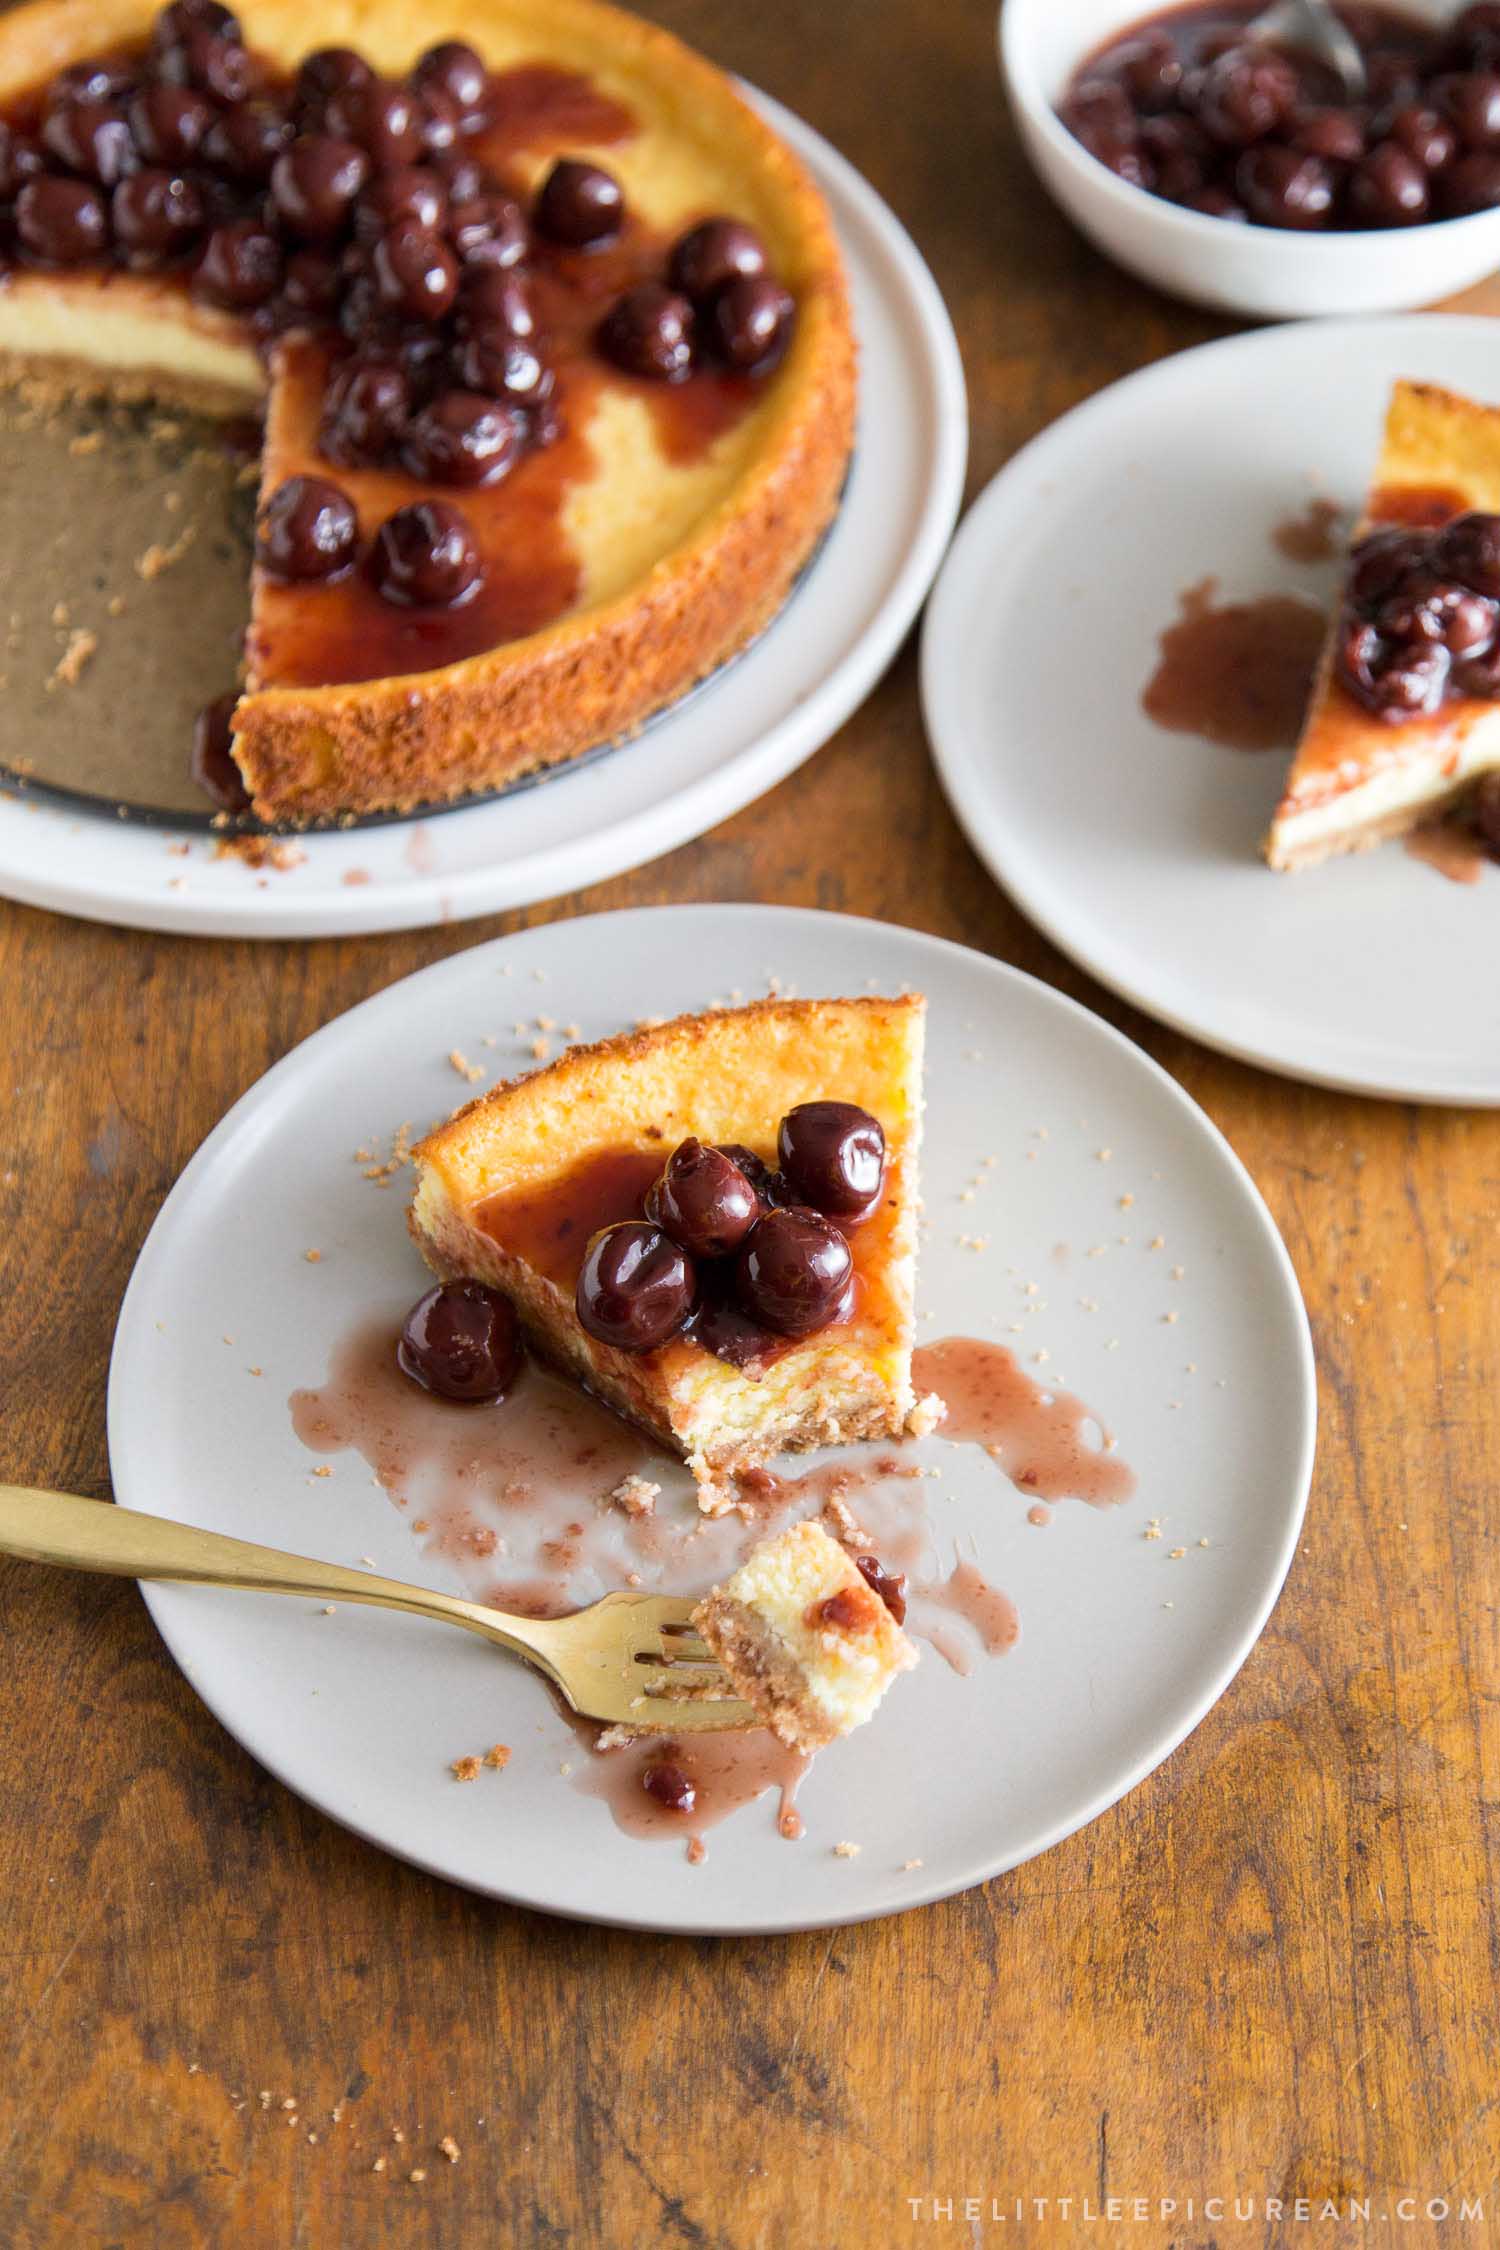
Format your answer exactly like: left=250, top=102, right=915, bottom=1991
left=693, top=1519, right=917, bottom=1752
left=408, top=995, right=929, bottom=1511
left=1267, top=380, right=1500, bottom=871
left=0, top=0, right=855, bottom=823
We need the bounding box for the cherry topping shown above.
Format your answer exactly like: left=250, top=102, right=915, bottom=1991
left=193, top=218, right=282, bottom=307
left=51, top=57, right=138, bottom=106
left=669, top=217, right=767, bottom=305
left=457, top=264, right=534, bottom=336
left=1437, top=68, right=1500, bottom=147
left=159, top=25, right=255, bottom=105
left=854, top=1553, right=908, bottom=1626
left=448, top=193, right=527, bottom=270
left=15, top=176, right=110, bottom=263
left=397, top=1279, right=522, bottom=1403
left=777, top=1101, right=885, bottom=1218
left=329, top=79, right=424, bottom=170
left=372, top=222, right=458, bottom=320
left=402, top=389, right=520, bottom=485
left=1194, top=47, right=1299, bottom=147
left=1389, top=103, right=1458, bottom=174
left=270, top=134, right=369, bottom=243
left=645, top=1138, right=760, bottom=1258
left=640, top=1761, right=696, bottom=1814
left=707, top=274, right=794, bottom=370
left=41, top=99, right=137, bottom=186
left=1435, top=510, right=1500, bottom=596
left=355, top=164, right=448, bottom=242
left=413, top=41, right=489, bottom=118
left=0, top=125, right=45, bottom=201
left=153, top=0, right=241, bottom=53
left=295, top=47, right=373, bottom=115
left=1442, top=148, right=1500, bottom=210
left=534, top=157, right=623, bottom=247
left=113, top=167, right=205, bottom=262
left=319, top=354, right=410, bottom=465
left=735, top=1208, right=853, bottom=1337
left=280, top=246, right=341, bottom=318
left=450, top=330, right=552, bottom=408
left=189, top=690, right=249, bottom=812
left=129, top=83, right=213, bottom=166
left=256, top=474, right=359, bottom=582
left=576, top=1221, right=695, bottom=1352
left=598, top=284, right=694, bottom=381
left=1287, top=106, right=1366, bottom=163
left=202, top=101, right=292, bottom=184
left=369, top=499, right=482, bottom=607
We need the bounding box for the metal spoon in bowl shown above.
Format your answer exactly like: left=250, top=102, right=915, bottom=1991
left=1246, top=0, right=1368, bottom=100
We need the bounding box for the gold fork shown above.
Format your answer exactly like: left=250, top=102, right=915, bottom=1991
left=0, top=1486, right=755, bottom=1732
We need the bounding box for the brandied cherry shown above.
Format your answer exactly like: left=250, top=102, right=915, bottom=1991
left=329, top=78, right=424, bottom=170
left=256, top=474, right=358, bottom=581
left=1236, top=145, right=1335, bottom=227
left=50, top=56, right=137, bottom=105
left=397, top=1279, right=522, bottom=1403
left=153, top=0, right=241, bottom=54
left=372, top=222, right=458, bottom=319
left=402, top=389, right=520, bottom=485
left=295, top=45, right=373, bottom=115
left=355, top=164, right=448, bottom=242
left=270, top=134, right=369, bottom=242
left=457, top=264, right=534, bottom=335
left=1437, top=68, right=1500, bottom=147
left=369, top=499, right=482, bottom=606
left=129, top=83, right=212, bottom=165
left=1348, top=142, right=1430, bottom=225
left=193, top=218, right=282, bottom=307
left=41, top=98, right=136, bottom=186
left=320, top=354, right=410, bottom=464
left=599, top=284, right=694, bottom=380
left=413, top=40, right=489, bottom=118
left=1442, top=148, right=1500, bottom=209
left=646, top=1138, right=759, bottom=1258
left=1338, top=618, right=1451, bottom=720
left=778, top=1101, right=885, bottom=1219
left=449, top=192, right=527, bottom=269
left=202, top=100, right=293, bottom=183
left=1389, top=103, right=1458, bottom=173
left=576, top=1221, right=694, bottom=1351
left=1347, top=525, right=1429, bottom=611
left=1287, top=106, right=1366, bottom=163
left=113, top=167, right=204, bottom=262
left=450, top=330, right=553, bottom=409
left=854, top=1553, right=908, bottom=1626
left=1435, top=510, right=1500, bottom=595
left=15, top=176, right=110, bottom=262
left=160, top=25, right=256, bottom=105
left=735, top=1208, right=853, bottom=1337
left=669, top=217, right=767, bottom=304
left=0, top=125, right=45, bottom=201
left=189, top=690, right=249, bottom=812
left=534, top=157, right=623, bottom=247
left=1195, top=47, right=1298, bottom=146
left=640, top=1761, right=696, bottom=1814
left=280, top=246, right=340, bottom=317
left=708, top=275, right=794, bottom=370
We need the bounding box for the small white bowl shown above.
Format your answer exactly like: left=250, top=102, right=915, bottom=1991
left=999, top=0, right=1500, bottom=317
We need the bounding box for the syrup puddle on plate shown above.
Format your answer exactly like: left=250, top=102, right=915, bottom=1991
left=1404, top=814, right=1492, bottom=886
left=1270, top=496, right=1344, bottom=566
left=1141, top=577, right=1325, bottom=752
left=290, top=1319, right=1136, bottom=1856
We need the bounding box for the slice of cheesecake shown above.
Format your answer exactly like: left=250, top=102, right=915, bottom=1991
left=693, top=1519, right=917, bottom=1751
left=409, top=995, right=928, bottom=1511
left=1266, top=380, right=1500, bottom=871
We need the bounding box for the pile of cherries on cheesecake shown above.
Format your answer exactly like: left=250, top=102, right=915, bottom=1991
left=1337, top=511, right=1500, bottom=723
left=1060, top=1, right=1500, bottom=230
left=396, top=1101, right=887, bottom=1412
left=0, top=0, right=798, bottom=803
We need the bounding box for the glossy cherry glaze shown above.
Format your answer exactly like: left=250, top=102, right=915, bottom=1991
left=1059, top=2, right=1500, bottom=229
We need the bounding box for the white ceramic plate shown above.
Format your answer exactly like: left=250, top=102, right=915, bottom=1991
left=107, top=905, right=1314, bottom=1934
left=0, top=94, right=965, bottom=940
left=922, top=316, right=1500, bottom=1107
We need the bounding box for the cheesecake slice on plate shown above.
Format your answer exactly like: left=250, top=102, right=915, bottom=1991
left=409, top=995, right=932, bottom=1511
left=1266, top=380, right=1500, bottom=871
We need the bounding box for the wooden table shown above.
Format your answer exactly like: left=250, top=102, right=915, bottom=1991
left=4, top=3, right=1499, bottom=2242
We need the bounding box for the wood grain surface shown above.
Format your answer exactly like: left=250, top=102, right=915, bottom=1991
left=3, top=2, right=1499, bottom=2244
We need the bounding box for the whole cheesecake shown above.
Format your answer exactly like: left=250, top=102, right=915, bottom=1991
left=0, top=0, right=855, bottom=822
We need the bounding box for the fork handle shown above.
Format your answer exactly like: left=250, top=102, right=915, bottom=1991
left=0, top=1484, right=552, bottom=1670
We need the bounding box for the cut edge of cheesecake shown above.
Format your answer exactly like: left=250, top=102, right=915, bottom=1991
left=1265, top=378, right=1500, bottom=873
left=692, top=1519, right=918, bottom=1751
left=0, top=0, right=857, bottom=825
left=408, top=994, right=929, bottom=1512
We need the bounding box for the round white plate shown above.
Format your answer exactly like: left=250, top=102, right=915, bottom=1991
left=0, top=94, right=965, bottom=940
left=107, top=905, right=1314, bottom=1934
left=922, top=315, right=1500, bottom=1107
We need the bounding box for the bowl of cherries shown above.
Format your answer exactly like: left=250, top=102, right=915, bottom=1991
left=1001, top=0, right=1500, bottom=315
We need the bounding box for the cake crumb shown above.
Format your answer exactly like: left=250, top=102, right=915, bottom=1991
left=608, top=1473, right=660, bottom=1518
left=106, top=592, right=126, bottom=617
left=903, top=1391, right=946, bottom=1439
left=408, top=2168, right=427, bottom=2184
left=448, top=1049, right=483, bottom=1084
left=832, top=1840, right=861, bottom=1859
left=1168, top=1546, right=1187, bottom=1561
left=482, top=1744, right=511, bottom=1770
left=686, top=1838, right=706, bottom=1866
left=900, top=1857, right=924, bottom=1871
left=530, top=1036, right=552, bottom=1061
left=439, top=2136, right=460, bottom=2163
left=46, top=627, right=97, bottom=690
left=69, top=430, right=104, bottom=456
left=1118, top=1193, right=1135, bottom=1209
left=136, top=523, right=197, bottom=578
left=311, top=1465, right=331, bottom=1478
left=450, top=1756, right=481, bottom=1783
left=304, top=1248, right=321, bottom=1263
